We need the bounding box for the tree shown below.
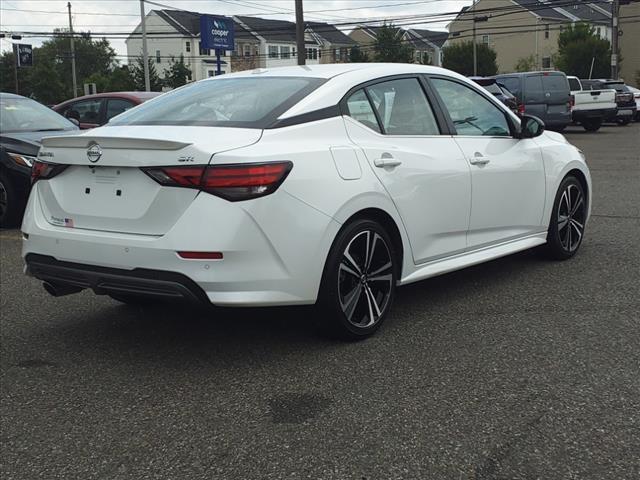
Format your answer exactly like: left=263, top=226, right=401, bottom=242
left=555, top=22, right=610, bottom=78
left=0, top=30, right=119, bottom=103
left=442, top=41, right=498, bottom=76
left=514, top=55, right=537, bottom=72
left=131, top=56, right=163, bottom=91
left=373, top=24, right=414, bottom=63
left=163, top=55, right=192, bottom=89
left=349, top=45, right=370, bottom=63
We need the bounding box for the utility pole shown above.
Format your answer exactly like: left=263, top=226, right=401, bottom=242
left=295, top=0, right=305, bottom=66
left=611, top=0, right=619, bottom=79
left=68, top=2, right=78, bottom=97
left=139, top=0, right=151, bottom=91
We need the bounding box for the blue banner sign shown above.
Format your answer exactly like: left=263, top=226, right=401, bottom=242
left=200, top=15, right=235, bottom=51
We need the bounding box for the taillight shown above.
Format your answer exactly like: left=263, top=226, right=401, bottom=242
left=569, top=94, right=575, bottom=110
left=142, top=162, right=293, bottom=202
left=518, top=103, right=525, bottom=115
left=31, top=161, right=68, bottom=184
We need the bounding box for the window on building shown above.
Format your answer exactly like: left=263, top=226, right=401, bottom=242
left=269, top=45, right=279, bottom=58
left=208, top=70, right=215, bottom=77
left=244, top=45, right=251, bottom=57
left=186, top=41, right=191, bottom=53
left=156, top=50, right=161, bottom=63
left=281, top=46, right=291, bottom=59
left=482, top=35, right=489, bottom=45
left=596, top=27, right=601, bottom=37
left=544, top=24, right=550, bottom=39
left=542, top=56, right=551, bottom=69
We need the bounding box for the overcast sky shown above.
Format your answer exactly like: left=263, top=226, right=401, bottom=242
left=0, top=0, right=472, bottom=62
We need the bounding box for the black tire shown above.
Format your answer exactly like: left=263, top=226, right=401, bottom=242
left=582, top=118, right=601, bottom=132
left=616, top=117, right=631, bottom=126
left=317, top=218, right=397, bottom=340
left=0, top=170, right=20, bottom=228
left=545, top=175, right=587, bottom=260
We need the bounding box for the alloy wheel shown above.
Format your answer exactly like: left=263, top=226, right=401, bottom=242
left=557, top=183, right=586, bottom=253
left=338, top=230, right=394, bottom=328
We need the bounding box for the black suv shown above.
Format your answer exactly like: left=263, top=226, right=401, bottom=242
left=581, top=79, right=637, bottom=126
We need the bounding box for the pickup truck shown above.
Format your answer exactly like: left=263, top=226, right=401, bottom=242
left=567, top=76, right=617, bottom=131
left=580, top=79, right=637, bottom=126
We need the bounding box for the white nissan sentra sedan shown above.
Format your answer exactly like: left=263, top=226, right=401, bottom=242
left=22, top=64, right=590, bottom=339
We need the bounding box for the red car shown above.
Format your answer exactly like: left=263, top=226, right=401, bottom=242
left=53, top=92, right=162, bottom=129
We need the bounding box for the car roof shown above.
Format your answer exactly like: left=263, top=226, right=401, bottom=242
left=215, top=63, right=449, bottom=80
left=0, top=92, right=28, bottom=100
left=54, top=91, right=162, bottom=108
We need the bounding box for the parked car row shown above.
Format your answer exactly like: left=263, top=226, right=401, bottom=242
left=473, top=71, right=638, bottom=132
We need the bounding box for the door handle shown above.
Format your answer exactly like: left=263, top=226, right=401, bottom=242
left=374, top=158, right=402, bottom=168
left=469, top=152, right=490, bottom=166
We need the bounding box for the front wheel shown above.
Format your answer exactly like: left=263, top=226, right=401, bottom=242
left=0, top=171, right=20, bottom=228
left=545, top=176, right=587, bottom=260
left=317, top=219, right=397, bottom=340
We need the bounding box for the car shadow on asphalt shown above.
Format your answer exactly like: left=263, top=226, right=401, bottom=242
left=41, top=247, right=546, bottom=364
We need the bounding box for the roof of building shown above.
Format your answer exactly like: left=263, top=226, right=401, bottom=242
left=408, top=29, right=449, bottom=48
left=154, top=10, right=257, bottom=41
left=512, top=0, right=611, bottom=23
left=235, top=16, right=298, bottom=42
left=306, top=22, right=356, bottom=46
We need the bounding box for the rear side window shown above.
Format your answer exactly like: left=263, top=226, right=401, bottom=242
left=69, top=98, right=103, bottom=124
left=345, top=89, right=381, bottom=133
left=365, top=78, right=440, bottom=135
left=542, top=75, right=569, bottom=93
left=106, top=98, right=134, bottom=122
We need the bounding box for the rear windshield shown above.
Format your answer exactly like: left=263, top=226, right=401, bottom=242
left=109, top=76, right=326, bottom=128
left=0, top=96, right=76, bottom=133
left=568, top=78, right=581, bottom=91
left=542, top=74, right=569, bottom=93
left=602, top=82, right=629, bottom=92
left=482, top=83, right=502, bottom=94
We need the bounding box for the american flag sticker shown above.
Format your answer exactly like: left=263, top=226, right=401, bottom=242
left=64, top=218, right=74, bottom=228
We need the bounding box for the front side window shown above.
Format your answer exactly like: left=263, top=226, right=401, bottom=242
left=109, top=76, right=325, bottom=128
left=345, top=89, right=381, bottom=133
left=365, top=78, right=440, bottom=135
left=431, top=78, right=510, bottom=137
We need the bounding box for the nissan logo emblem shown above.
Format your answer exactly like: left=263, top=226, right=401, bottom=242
left=87, top=144, right=102, bottom=163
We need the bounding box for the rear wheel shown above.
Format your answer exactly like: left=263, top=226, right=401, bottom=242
left=0, top=171, right=20, bottom=228
left=545, top=176, right=587, bottom=260
left=582, top=118, right=601, bottom=132
left=318, top=219, right=397, bottom=340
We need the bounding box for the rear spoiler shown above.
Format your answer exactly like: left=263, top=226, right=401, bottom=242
left=41, top=136, right=191, bottom=151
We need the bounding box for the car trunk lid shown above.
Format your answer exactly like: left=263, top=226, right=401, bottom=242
left=37, top=126, right=262, bottom=235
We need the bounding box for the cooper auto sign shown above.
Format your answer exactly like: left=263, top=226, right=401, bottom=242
left=200, top=15, right=235, bottom=50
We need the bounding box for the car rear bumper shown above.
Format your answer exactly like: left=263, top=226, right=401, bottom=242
left=572, top=108, right=617, bottom=122
left=26, top=253, right=209, bottom=302
left=21, top=182, right=341, bottom=306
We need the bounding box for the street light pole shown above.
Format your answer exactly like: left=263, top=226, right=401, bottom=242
left=295, top=0, right=305, bottom=65
left=139, top=0, right=151, bottom=91
left=68, top=2, right=78, bottom=97
left=611, top=0, right=619, bottom=79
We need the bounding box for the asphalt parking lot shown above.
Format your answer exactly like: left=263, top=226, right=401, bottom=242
left=1, top=122, right=639, bottom=479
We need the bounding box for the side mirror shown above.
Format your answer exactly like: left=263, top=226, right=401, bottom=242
left=68, top=118, right=80, bottom=127
left=517, top=114, right=545, bottom=139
